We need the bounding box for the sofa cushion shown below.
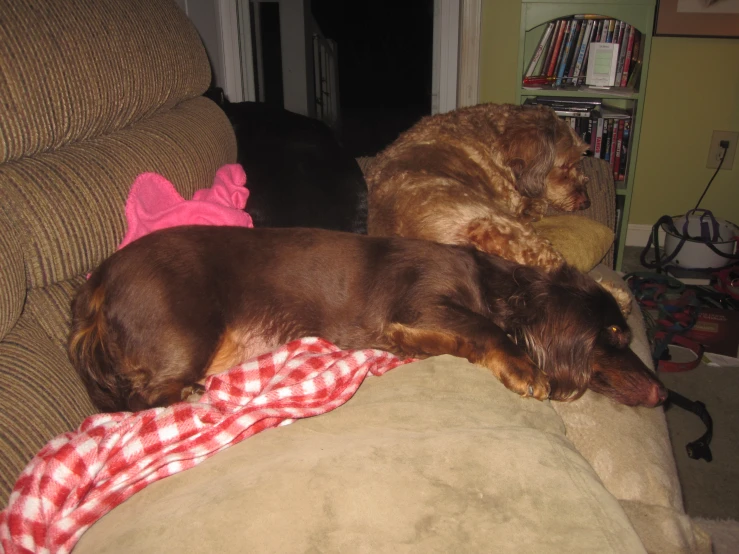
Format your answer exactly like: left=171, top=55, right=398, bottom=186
left=75, top=356, right=646, bottom=553
left=0, top=215, right=24, bottom=341
left=0, top=0, right=211, bottom=163
left=553, top=264, right=711, bottom=554
left=0, top=313, right=96, bottom=507
left=0, top=97, right=236, bottom=287
left=533, top=214, right=614, bottom=271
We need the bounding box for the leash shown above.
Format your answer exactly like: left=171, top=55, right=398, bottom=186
left=666, top=390, right=713, bottom=462
left=625, top=272, right=714, bottom=462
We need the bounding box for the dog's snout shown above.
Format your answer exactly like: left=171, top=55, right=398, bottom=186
left=649, top=383, right=669, bottom=407
left=579, top=197, right=591, bottom=210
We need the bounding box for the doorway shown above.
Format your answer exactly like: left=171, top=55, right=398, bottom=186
left=311, top=0, right=434, bottom=156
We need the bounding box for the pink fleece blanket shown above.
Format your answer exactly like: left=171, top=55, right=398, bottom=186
left=118, top=163, right=253, bottom=251
left=0, top=339, right=409, bottom=554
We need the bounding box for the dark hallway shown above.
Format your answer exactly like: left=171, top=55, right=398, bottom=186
left=312, top=0, right=434, bottom=157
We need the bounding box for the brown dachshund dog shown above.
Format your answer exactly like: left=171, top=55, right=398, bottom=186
left=366, top=103, right=590, bottom=271
left=68, top=226, right=666, bottom=413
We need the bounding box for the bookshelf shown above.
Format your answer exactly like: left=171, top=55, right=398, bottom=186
left=515, top=0, right=656, bottom=271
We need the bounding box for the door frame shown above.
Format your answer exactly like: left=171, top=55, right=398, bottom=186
left=212, top=0, right=482, bottom=114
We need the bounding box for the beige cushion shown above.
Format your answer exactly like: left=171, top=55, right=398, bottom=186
left=534, top=215, right=614, bottom=272
left=552, top=264, right=711, bottom=554
left=76, top=356, right=646, bottom=553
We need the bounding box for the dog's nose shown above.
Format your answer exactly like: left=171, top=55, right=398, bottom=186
left=579, top=197, right=591, bottom=210
left=649, top=383, right=669, bottom=407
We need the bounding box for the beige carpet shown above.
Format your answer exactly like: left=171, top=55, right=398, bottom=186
left=660, top=365, right=739, bottom=521
left=620, top=246, right=739, bottom=551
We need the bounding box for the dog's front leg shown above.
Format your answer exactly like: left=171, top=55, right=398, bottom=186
left=465, top=215, right=565, bottom=272
left=381, top=317, right=550, bottom=400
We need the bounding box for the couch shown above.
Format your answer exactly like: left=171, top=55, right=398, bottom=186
left=0, top=0, right=712, bottom=552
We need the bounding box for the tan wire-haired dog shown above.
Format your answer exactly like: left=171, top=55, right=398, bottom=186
left=367, top=102, right=591, bottom=270
left=366, top=102, right=632, bottom=313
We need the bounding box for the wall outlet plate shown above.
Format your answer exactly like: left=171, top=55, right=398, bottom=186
left=706, top=130, right=738, bottom=170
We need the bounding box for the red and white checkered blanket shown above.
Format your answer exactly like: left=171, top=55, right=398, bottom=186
left=0, top=338, right=408, bottom=554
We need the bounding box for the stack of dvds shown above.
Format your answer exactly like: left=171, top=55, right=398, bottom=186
left=525, top=97, right=632, bottom=182
left=523, top=16, right=644, bottom=90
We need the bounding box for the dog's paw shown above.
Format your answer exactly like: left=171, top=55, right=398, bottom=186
left=181, top=383, right=206, bottom=403
left=499, top=349, right=551, bottom=401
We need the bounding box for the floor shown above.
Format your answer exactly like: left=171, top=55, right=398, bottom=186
left=620, top=245, right=645, bottom=274
left=618, top=246, right=739, bottom=521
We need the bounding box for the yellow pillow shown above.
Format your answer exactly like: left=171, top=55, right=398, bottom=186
left=533, top=215, right=614, bottom=272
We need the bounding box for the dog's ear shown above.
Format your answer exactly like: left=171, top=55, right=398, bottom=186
left=504, top=107, right=557, bottom=198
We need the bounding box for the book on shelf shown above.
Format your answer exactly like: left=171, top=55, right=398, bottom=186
left=522, top=15, right=644, bottom=91
left=541, top=20, right=562, bottom=77
left=618, top=120, right=631, bottom=181
left=602, top=119, right=612, bottom=162
left=571, top=20, right=594, bottom=81
left=555, top=20, right=580, bottom=86
left=619, top=27, right=638, bottom=87
left=546, top=20, right=568, bottom=76
left=525, top=21, right=555, bottom=77
left=593, top=117, right=604, bottom=157
left=612, top=119, right=625, bottom=181
left=524, top=97, right=633, bottom=182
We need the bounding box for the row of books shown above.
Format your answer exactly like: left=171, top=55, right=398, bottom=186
left=524, top=15, right=644, bottom=89
left=525, top=97, right=631, bottom=182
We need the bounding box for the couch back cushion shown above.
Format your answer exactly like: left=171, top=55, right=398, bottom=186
left=0, top=0, right=211, bottom=163
left=0, top=0, right=237, bottom=505
left=0, top=217, right=24, bottom=341
left=0, top=98, right=237, bottom=288
left=0, top=0, right=238, bottom=289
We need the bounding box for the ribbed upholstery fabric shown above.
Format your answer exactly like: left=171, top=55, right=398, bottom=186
left=0, top=315, right=97, bottom=507
left=0, top=0, right=211, bottom=163
left=1, top=96, right=236, bottom=288
left=0, top=0, right=237, bottom=507
left=0, top=214, right=24, bottom=341
left=25, top=278, right=87, bottom=350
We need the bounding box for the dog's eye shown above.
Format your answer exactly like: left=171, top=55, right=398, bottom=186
left=609, top=325, right=620, bottom=334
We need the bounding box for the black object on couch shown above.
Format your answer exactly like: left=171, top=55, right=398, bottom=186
left=206, top=91, right=368, bottom=233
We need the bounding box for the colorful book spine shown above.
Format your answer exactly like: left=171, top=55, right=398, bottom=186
left=620, top=27, right=638, bottom=87
left=555, top=20, right=580, bottom=86
left=551, top=20, right=571, bottom=78
left=567, top=20, right=587, bottom=78
left=618, top=120, right=631, bottom=180
left=613, top=119, right=626, bottom=181
left=541, top=20, right=562, bottom=77
left=605, top=19, right=616, bottom=43
left=571, top=20, right=594, bottom=81
left=525, top=22, right=555, bottom=77
left=593, top=20, right=604, bottom=42
left=609, top=119, right=620, bottom=171
left=626, top=32, right=644, bottom=88
left=602, top=119, right=611, bottom=161
left=593, top=118, right=604, bottom=158
left=546, top=20, right=568, bottom=76
left=585, top=118, right=594, bottom=146
left=614, top=24, right=630, bottom=85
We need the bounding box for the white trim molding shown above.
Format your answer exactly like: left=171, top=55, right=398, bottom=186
left=626, top=223, right=665, bottom=248
left=432, top=0, right=460, bottom=114
left=216, top=0, right=245, bottom=102
left=457, top=0, right=481, bottom=108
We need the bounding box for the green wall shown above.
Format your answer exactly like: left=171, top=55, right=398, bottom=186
left=633, top=38, right=739, bottom=226
left=479, top=0, right=739, bottom=230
